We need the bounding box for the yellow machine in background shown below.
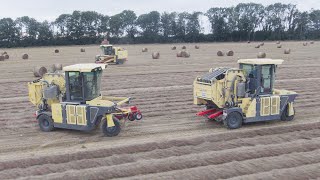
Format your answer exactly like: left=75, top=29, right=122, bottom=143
left=28, top=64, right=142, bottom=136
left=95, top=45, right=128, bottom=64
left=194, top=59, right=297, bottom=129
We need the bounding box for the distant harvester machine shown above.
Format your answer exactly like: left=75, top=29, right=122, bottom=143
left=95, top=45, right=128, bottom=65
left=194, top=59, right=298, bottom=129
left=28, top=64, right=142, bottom=136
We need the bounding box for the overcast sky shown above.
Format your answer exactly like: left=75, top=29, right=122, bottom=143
left=1, top=0, right=318, bottom=22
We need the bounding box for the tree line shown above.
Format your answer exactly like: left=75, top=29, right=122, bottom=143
left=0, top=3, right=319, bottom=48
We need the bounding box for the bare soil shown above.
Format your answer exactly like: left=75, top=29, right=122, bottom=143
left=0, top=41, right=319, bottom=179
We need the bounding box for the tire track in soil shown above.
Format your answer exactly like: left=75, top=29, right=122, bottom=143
left=1, top=128, right=320, bottom=179
left=119, top=149, right=320, bottom=180
left=0, top=121, right=319, bottom=171
left=17, top=137, right=320, bottom=180
left=226, top=162, right=320, bottom=180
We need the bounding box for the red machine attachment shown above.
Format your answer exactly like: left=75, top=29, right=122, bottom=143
left=114, top=106, right=143, bottom=121
left=196, top=109, right=223, bottom=119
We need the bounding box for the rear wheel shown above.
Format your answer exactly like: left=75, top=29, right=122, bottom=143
left=38, top=114, right=54, bottom=132
left=135, top=113, right=143, bottom=120
left=101, top=117, right=121, bottom=137
left=224, top=112, right=243, bottom=129
left=116, top=59, right=125, bottom=65
left=281, top=104, right=295, bottom=121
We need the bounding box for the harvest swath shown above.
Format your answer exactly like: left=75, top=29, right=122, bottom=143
left=0, top=41, right=319, bottom=179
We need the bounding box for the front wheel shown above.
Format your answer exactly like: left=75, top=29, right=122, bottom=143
left=281, top=104, right=295, bottom=121
left=223, top=112, right=243, bottom=129
left=38, top=114, right=55, bottom=132
left=101, top=117, right=121, bottom=137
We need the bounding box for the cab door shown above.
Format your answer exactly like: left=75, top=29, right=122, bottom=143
left=260, top=96, right=271, bottom=116
left=260, top=96, right=280, bottom=116
left=66, top=105, right=87, bottom=126
left=76, top=106, right=87, bottom=125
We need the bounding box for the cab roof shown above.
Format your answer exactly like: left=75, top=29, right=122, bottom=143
left=100, top=44, right=113, bottom=47
left=237, top=59, right=284, bottom=65
left=63, top=64, right=107, bottom=72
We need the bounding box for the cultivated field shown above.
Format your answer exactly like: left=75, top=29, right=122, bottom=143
left=0, top=41, right=319, bottom=179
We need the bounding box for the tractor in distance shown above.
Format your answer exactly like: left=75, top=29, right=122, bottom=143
left=95, top=44, right=128, bottom=65
left=28, top=64, right=142, bottom=137
left=194, top=59, right=298, bottom=129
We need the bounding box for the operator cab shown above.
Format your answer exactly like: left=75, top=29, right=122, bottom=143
left=238, top=59, right=283, bottom=96
left=63, top=64, right=107, bottom=103
left=101, top=45, right=115, bottom=56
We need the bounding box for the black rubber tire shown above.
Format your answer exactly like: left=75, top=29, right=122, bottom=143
left=116, top=59, right=125, bottom=65
left=128, top=114, right=135, bottom=121
left=101, top=117, right=121, bottom=137
left=135, top=113, right=143, bottom=120
left=38, top=114, right=54, bottom=132
left=281, top=104, right=295, bottom=121
left=224, top=112, right=243, bottom=129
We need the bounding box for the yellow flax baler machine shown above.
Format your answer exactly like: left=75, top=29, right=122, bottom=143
left=28, top=64, right=142, bottom=136
left=95, top=45, right=128, bottom=65
left=194, top=59, right=298, bottom=129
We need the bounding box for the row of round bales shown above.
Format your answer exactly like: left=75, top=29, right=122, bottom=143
left=0, top=48, right=87, bottom=62
left=31, top=48, right=86, bottom=77
left=142, top=45, right=235, bottom=59
left=142, top=46, right=196, bottom=59
left=0, top=52, right=29, bottom=61
left=253, top=40, right=315, bottom=57
left=33, top=63, right=63, bottom=77
left=55, top=48, right=86, bottom=53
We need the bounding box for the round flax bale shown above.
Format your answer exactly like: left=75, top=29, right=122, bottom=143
left=171, top=46, right=176, bottom=50
left=277, top=44, right=282, bottom=48
left=195, top=45, right=200, bottom=49
left=184, top=52, right=190, bottom=58
left=247, top=41, right=251, bottom=43
left=0, top=55, right=4, bottom=61
left=217, top=51, right=224, bottom=56
left=257, top=52, right=266, bottom=58
left=310, top=41, right=314, bottom=44
left=50, top=64, right=63, bottom=73
left=182, top=51, right=190, bottom=58
left=260, top=42, right=264, bottom=46
left=4, top=54, right=9, bottom=59
left=152, top=52, right=160, bottom=59
left=182, top=46, right=186, bottom=49
left=54, top=63, right=63, bottom=71
left=33, top=66, right=48, bottom=77
left=303, top=42, right=308, bottom=46
left=80, top=48, right=85, bottom=52
left=55, top=49, right=59, bottom=53
left=284, top=49, right=291, bottom=54
left=226, top=50, right=234, bottom=56
left=255, top=45, right=260, bottom=48
left=276, top=41, right=280, bottom=44
left=177, top=51, right=190, bottom=58
left=22, top=53, right=29, bottom=60
left=142, top=48, right=148, bottom=52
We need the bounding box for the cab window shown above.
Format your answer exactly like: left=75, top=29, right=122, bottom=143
left=68, top=72, right=83, bottom=101
left=103, top=46, right=114, bottom=55
left=83, top=70, right=102, bottom=100
left=241, top=64, right=257, bottom=94
left=242, top=64, right=254, bottom=76
left=260, top=65, right=273, bottom=94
